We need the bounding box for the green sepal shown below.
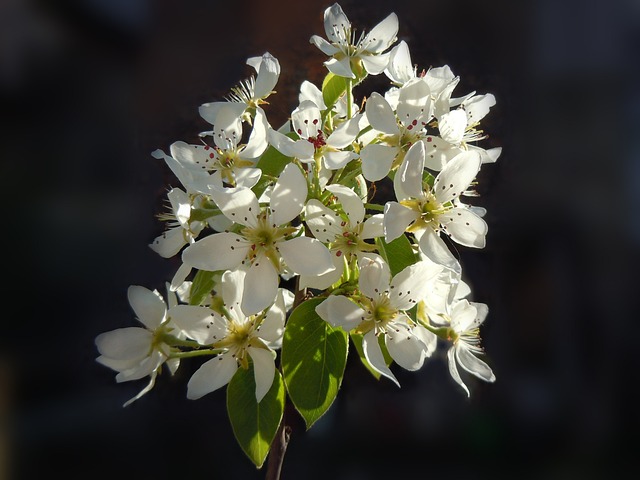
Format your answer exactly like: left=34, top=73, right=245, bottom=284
left=188, top=269, right=220, bottom=306
left=226, top=364, right=285, bottom=469
left=375, top=234, right=418, bottom=277
left=281, top=298, right=349, bottom=429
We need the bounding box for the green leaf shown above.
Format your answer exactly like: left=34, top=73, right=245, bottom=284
left=322, top=73, right=347, bottom=110
left=350, top=332, right=393, bottom=381
left=253, top=143, right=294, bottom=199
left=188, top=270, right=218, bottom=306
left=375, top=234, right=418, bottom=276
left=226, top=364, right=285, bottom=468
left=281, top=298, right=348, bottom=429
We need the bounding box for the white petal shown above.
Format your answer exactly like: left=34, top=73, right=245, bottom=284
left=170, top=262, right=192, bottom=292
left=360, top=53, right=391, bottom=75
left=363, top=330, right=399, bottom=387
left=470, top=302, right=490, bottom=327
left=389, top=261, right=443, bottom=310
left=397, top=78, right=432, bottom=127
left=361, top=214, right=384, bottom=239
left=383, top=202, right=419, bottom=243
left=96, top=327, right=152, bottom=363
left=326, top=183, right=365, bottom=224
left=463, top=93, right=495, bottom=124
left=326, top=113, right=362, bottom=148
left=365, top=92, right=398, bottom=134
left=324, top=3, right=351, bottom=43
left=210, top=187, right=260, bottom=228
left=433, top=150, right=481, bottom=204
left=441, top=207, right=487, bottom=248
left=252, top=52, right=280, bottom=100
left=362, top=12, right=398, bottom=53
left=304, top=199, right=342, bottom=243
left=221, top=269, right=245, bottom=312
left=212, top=104, right=246, bottom=150
left=167, top=188, right=191, bottom=226
left=360, top=144, right=397, bottom=181
left=456, top=344, right=496, bottom=383
left=270, top=163, right=307, bottom=226
left=385, top=41, right=413, bottom=85
left=422, top=135, right=461, bottom=171
left=278, top=237, right=335, bottom=275
left=182, top=232, right=249, bottom=271
left=259, top=290, right=288, bottom=346
left=450, top=300, right=477, bottom=333
left=299, top=80, right=326, bottom=109
left=413, top=324, right=438, bottom=358
left=325, top=57, right=355, bottom=79
left=168, top=306, right=225, bottom=345
left=115, top=350, right=165, bottom=383
left=128, top=285, right=166, bottom=330
left=292, top=100, right=322, bottom=139
left=310, top=34, right=341, bottom=55
left=242, top=257, right=279, bottom=315
left=425, top=66, right=456, bottom=96
left=447, top=347, right=470, bottom=396
left=248, top=347, right=276, bottom=402
left=232, top=167, right=262, bottom=189
left=298, top=252, right=344, bottom=290
left=438, top=109, right=467, bottom=145
left=358, top=255, right=391, bottom=299
left=170, top=141, right=214, bottom=172
left=385, top=320, right=426, bottom=371
left=396, top=141, right=425, bottom=199
left=315, top=295, right=365, bottom=330
left=123, top=371, right=157, bottom=407
left=417, top=228, right=461, bottom=274
left=149, top=227, right=187, bottom=259
left=267, top=129, right=314, bottom=160
left=322, top=150, right=358, bottom=170
left=186, top=353, right=238, bottom=400
left=241, top=107, right=270, bottom=158
left=198, top=101, right=223, bottom=126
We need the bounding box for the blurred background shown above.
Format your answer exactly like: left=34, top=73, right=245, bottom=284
left=2, top=0, right=639, bottom=478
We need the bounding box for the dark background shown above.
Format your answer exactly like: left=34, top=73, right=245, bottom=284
left=3, top=0, right=639, bottom=478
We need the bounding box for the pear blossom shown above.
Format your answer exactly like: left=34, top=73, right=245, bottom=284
left=95, top=285, right=180, bottom=406
left=267, top=100, right=361, bottom=170
left=181, top=163, right=335, bottom=314
left=360, top=79, right=432, bottom=181
left=316, top=256, right=441, bottom=385
left=384, top=142, right=487, bottom=270
left=169, top=269, right=293, bottom=402
left=149, top=188, right=206, bottom=258
left=310, top=3, right=398, bottom=79
left=199, top=52, right=280, bottom=125
left=444, top=299, right=495, bottom=396
left=301, top=183, right=383, bottom=289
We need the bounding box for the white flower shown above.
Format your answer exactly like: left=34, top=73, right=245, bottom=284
left=310, top=3, right=398, bottom=79
left=301, top=183, right=383, bottom=289
left=169, top=270, right=294, bottom=402
left=316, top=256, right=442, bottom=385
left=199, top=52, right=280, bottom=124
left=445, top=299, right=495, bottom=396
left=181, top=163, right=335, bottom=314
left=359, top=79, right=432, bottom=181
left=384, top=142, right=487, bottom=270
left=95, top=285, right=180, bottom=406
left=149, top=188, right=205, bottom=258
left=267, top=100, right=361, bottom=170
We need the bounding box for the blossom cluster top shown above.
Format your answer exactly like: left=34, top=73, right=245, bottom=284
left=96, top=2, right=499, bottom=468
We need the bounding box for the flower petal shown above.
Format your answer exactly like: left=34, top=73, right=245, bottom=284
left=383, top=202, right=419, bottom=243
left=358, top=255, right=391, bottom=299
left=242, top=256, right=279, bottom=315
left=186, top=353, right=238, bottom=400
left=325, top=57, right=355, bottom=78
left=258, top=289, right=289, bottom=347
left=299, top=252, right=344, bottom=290
left=251, top=52, right=280, bottom=100
left=299, top=80, right=326, bottom=109
left=422, top=135, right=461, bottom=171
left=248, top=346, right=276, bottom=402
left=128, top=285, right=166, bottom=330
left=326, top=183, right=365, bottom=225
left=396, top=141, right=426, bottom=199
left=447, top=347, right=470, bottom=396
left=241, top=107, right=270, bottom=159
left=123, top=371, right=157, bottom=407
left=438, top=109, right=467, bottom=145
left=168, top=306, right=225, bottom=345
left=279, top=236, right=335, bottom=275
left=362, top=12, right=398, bottom=53
left=270, top=163, right=307, bottom=226
left=322, top=150, right=358, bottom=170
left=385, top=40, right=413, bottom=85
left=389, top=261, right=443, bottom=310
left=385, top=320, right=426, bottom=371
left=182, top=232, right=249, bottom=271
left=326, top=113, right=362, bottom=148
left=365, top=92, right=398, bottom=134
left=360, top=144, right=397, bottom=181
left=361, top=53, right=391, bottom=75
left=304, top=199, right=342, bottom=243
left=361, top=214, right=384, bottom=239
left=456, top=344, right=496, bottom=383
left=441, top=207, right=487, bottom=248
left=417, top=228, right=461, bottom=273
left=463, top=93, right=495, bottom=124
left=315, top=295, right=365, bottom=330
left=310, top=34, right=341, bottom=55
left=96, top=327, right=152, bottom=364
left=397, top=78, right=432, bottom=127
left=149, top=226, right=188, bottom=259
left=433, top=150, right=481, bottom=204
left=363, top=330, right=399, bottom=387
left=267, top=129, right=314, bottom=160
left=210, top=187, right=260, bottom=228
left=324, top=3, right=351, bottom=43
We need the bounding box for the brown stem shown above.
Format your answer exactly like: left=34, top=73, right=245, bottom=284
left=265, top=277, right=307, bottom=480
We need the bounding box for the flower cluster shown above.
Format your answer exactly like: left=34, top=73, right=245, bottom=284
left=96, top=2, right=499, bottom=468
